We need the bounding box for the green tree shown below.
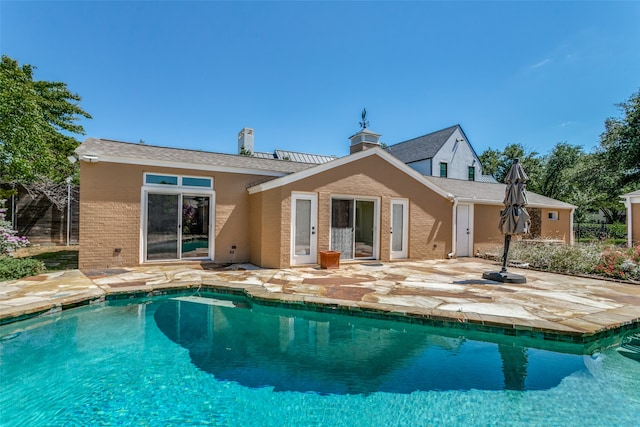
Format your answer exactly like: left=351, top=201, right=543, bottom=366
left=581, top=89, right=640, bottom=222
left=597, top=89, right=640, bottom=187
left=479, top=143, right=542, bottom=192
left=478, top=148, right=502, bottom=177
left=0, top=55, right=91, bottom=185
left=538, top=142, right=584, bottom=201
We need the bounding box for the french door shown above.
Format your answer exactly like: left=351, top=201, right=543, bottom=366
left=145, top=193, right=212, bottom=261
left=331, top=197, right=378, bottom=260
left=291, top=193, right=318, bottom=265
left=390, top=199, right=408, bottom=259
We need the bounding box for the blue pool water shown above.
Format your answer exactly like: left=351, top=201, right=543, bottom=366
left=1, top=293, right=639, bottom=426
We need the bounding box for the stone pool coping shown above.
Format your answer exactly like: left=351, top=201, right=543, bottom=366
left=1, top=258, right=640, bottom=346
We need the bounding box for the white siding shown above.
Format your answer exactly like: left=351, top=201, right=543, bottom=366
left=407, top=159, right=431, bottom=175
left=431, top=128, right=479, bottom=180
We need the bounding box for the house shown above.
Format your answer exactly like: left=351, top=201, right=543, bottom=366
left=622, top=189, right=640, bottom=247
left=75, top=127, right=575, bottom=270
left=384, top=124, right=495, bottom=182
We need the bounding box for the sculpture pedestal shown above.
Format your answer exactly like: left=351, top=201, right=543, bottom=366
left=482, top=271, right=527, bottom=284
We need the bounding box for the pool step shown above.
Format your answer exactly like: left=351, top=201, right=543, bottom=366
left=171, top=295, right=249, bottom=309
left=617, top=333, right=640, bottom=362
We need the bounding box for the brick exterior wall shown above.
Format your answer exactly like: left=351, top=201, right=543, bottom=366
left=80, top=153, right=575, bottom=270
left=254, top=154, right=453, bottom=268
left=79, top=162, right=270, bottom=270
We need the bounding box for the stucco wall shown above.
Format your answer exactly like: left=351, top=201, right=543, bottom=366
left=254, top=154, right=453, bottom=268
left=472, top=205, right=573, bottom=255
left=540, top=208, right=572, bottom=243
left=79, top=162, right=269, bottom=270
left=473, top=204, right=503, bottom=255
left=632, top=203, right=640, bottom=246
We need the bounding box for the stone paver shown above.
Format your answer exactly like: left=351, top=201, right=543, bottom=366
left=1, top=258, right=639, bottom=344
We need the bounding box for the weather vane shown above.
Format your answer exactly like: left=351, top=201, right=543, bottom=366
left=359, top=108, right=369, bottom=129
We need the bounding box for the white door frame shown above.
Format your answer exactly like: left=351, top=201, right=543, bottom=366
left=141, top=188, right=215, bottom=263
left=290, top=192, right=318, bottom=265
left=456, top=203, right=473, bottom=257
left=329, top=195, right=380, bottom=260
left=390, top=198, right=408, bottom=259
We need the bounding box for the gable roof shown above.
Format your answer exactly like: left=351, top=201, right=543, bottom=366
left=425, top=176, right=576, bottom=209
left=76, top=138, right=316, bottom=177
left=384, top=125, right=459, bottom=163
left=247, top=147, right=451, bottom=197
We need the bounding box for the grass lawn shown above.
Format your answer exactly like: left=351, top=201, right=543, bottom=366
left=14, top=246, right=79, bottom=271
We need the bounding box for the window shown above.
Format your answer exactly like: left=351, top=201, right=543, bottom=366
left=439, top=162, right=448, bottom=178
left=548, top=211, right=559, bottom=220
left=182, top=176, right=213, bottom=188
left=144, top=173, right=212, bottom=189
left=145, top=174, right=178, bottom=185
left=468, top=166, right=475, bottom=181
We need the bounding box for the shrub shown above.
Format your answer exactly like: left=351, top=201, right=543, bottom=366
left=0, top=199, right=29, bottom=255
left=507, top=241, right=640, bottom=282
left=509, top=241, right=603, bottom=275
left=0, top=256, right=45, bottom=281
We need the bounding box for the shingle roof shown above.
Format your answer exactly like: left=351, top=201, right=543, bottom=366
left=622, top=189, right=640, bottom=197
left=76, top=138, right=316, bottom=175
left=425, top=176, right=576, bottom=208
left=384, top=125, right=459, bottom=163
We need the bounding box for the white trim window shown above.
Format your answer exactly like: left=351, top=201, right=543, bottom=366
left=141, top=173, right=215, bottom=263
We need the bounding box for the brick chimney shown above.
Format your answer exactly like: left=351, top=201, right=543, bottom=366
left=349, top=128, right=381, bottom=154
left=238, top=128, right=254, bottom=155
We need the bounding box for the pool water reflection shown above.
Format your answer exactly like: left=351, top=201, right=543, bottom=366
left=2, top=293, right=639, bottom=426
left=154, top=295, right=586, bottom=394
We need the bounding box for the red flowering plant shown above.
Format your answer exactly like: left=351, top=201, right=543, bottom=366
left=594, top=245, right=640, bottom=281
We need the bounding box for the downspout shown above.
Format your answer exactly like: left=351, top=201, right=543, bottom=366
left=448, top=194, right=457, bottom=258
left=569, top=207, right=575, bottom=245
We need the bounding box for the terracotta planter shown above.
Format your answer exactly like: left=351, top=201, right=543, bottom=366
left=319, top=250, right=341, bottom=269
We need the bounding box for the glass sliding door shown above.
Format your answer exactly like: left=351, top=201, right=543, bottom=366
left=145, top=193, right=212, bottom=261
left=146, top=193, right=180, bottom=261
left=181, top=195, right=210, bottom=258
left=331, top=199, right=354, bottom=259
left=331, top=198, right=378, bottom=260
left=355, top=200, right=374, bottom=258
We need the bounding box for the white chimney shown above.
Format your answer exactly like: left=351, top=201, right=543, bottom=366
left=238, top=128, right=254, bottom=155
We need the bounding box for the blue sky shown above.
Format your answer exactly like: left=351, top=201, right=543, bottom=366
left=2, top=1, right=639, bottom=159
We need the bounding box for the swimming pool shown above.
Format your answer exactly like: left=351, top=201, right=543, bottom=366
left=1, top=293, right=639, bottom=426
